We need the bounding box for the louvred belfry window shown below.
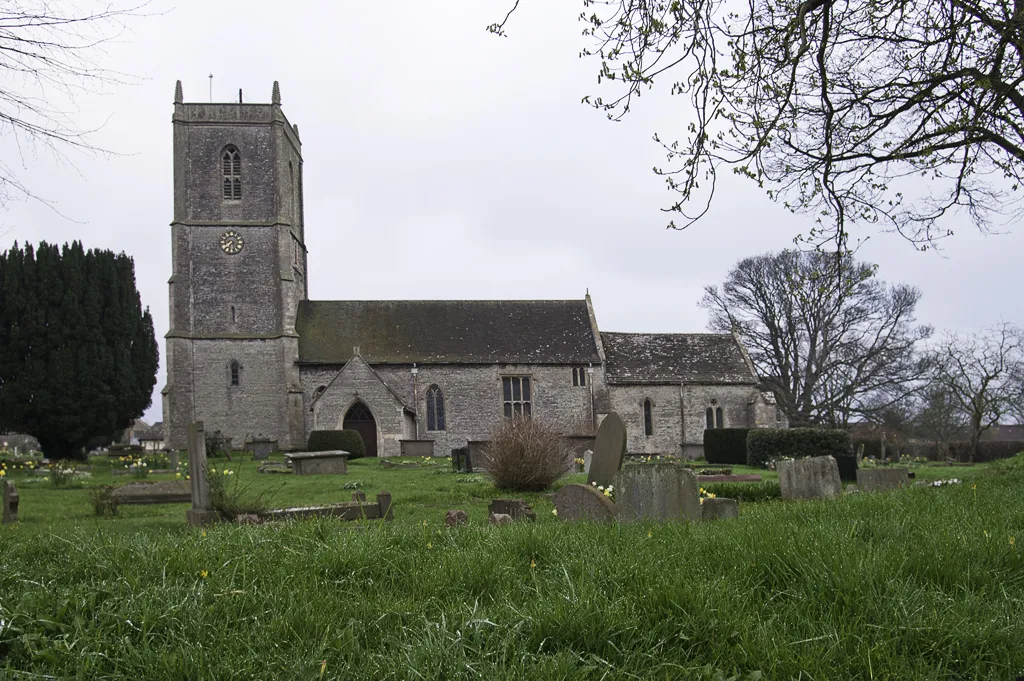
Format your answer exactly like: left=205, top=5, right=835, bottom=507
left=222, top=146, right=241, bottom=200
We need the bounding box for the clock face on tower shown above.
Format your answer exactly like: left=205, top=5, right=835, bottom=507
left=219, top=230, right=244, bottom=255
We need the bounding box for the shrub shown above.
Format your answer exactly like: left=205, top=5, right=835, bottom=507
left=703, top=428, right=750, bottom=465
left=307, top=430, right=366, bottom=459
left=90, top=486, right=119, bottom=516
left=206, top=464, right=272, bottom=517
left=485, top=418, right=568, bottom=492
left=948, top=440, right=1024, bottom=463
left=747, top=428, right=852, bottom=468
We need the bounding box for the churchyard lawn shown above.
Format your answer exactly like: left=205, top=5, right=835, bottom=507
left=0, top=455, right=1021, bottom=679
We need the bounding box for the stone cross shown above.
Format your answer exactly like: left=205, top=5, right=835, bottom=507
left=185, top=421, right=219, bottom=526
left=2, top=480, right=18, bottom=524
left=586, top=412, right=627, bottom=488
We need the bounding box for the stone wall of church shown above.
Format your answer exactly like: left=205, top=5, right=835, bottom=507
left=680, top=383, right=762, bottom=458
left=165, top=337, right=298, bottom=450
left=301, top=363, right=601, bottom=457
left=606, top=384, right=684, bottom=456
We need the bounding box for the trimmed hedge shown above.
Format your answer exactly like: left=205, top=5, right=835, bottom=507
left=307, top=430, right=366, bottom=459
left=703, top=428, right=751, bottom=465
left=835, top=455, right=858, bottom=482
left=747, top=428, right=852, bottom=468
left=949, top=440, right=1024, bottom=463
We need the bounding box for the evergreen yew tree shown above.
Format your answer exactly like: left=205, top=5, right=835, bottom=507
left=0, top=241, right=158, bottom=460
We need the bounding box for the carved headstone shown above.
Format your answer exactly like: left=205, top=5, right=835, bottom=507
left=583, top=450, right=593, bottom=475
left=552, top=483, right=618, bottom=523
left=586, top=413, right=627, bottom=488
left=613, top=464, right=701, bottom=523
left=351, top=490, right=367, bottom=503
left=777, top=456, right=842, bottom=501
left=856, top=468, right=910, bottom=492
left=185, top=421, right=219, bottom=526
left=701, top=497, right=739, bottom=521
left=2, top=481, right=18, bottom=524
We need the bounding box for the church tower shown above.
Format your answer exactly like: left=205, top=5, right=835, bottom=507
left=163, top=80, right=307, bottom=450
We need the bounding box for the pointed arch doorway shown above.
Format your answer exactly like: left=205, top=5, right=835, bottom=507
left=343, top=401, right=378, bottom=457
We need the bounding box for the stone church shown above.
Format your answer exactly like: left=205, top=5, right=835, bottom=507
left=162, top=82, right=784, bottom=458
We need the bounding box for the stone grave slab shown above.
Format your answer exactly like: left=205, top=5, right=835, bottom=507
left=489, top=498, right=536, bottom=521
left=110, top=480, right=191, bottom=505
left=856, top=468, right=910, bottom=492
left=489, top=513, right=514, bottom=525
left=285, top=450, right=349, bottom=475
left=613, top=463, right=701, bottom=523
left=701, top=497, right=739, bottom=521
left=778, top=456, right=842, bottom=501
left=586, top=412, right=627, bottom=488
left=552, top=483, right=618, bottom=523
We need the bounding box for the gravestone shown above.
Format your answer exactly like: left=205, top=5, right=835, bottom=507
left=613, top=463, right=701, bottom=523
left=586, top=413, right=627, bottom=488
left=169, top=449, right=179, bottom=471
left=488, top=498, right=536, bottom=521
left=110, top=480, right=191, bottom=505
left=701, top=497, right=739, bottom=521
left=489, top=512, right=514, bottom=525
left=552, top=483, right=618, bottom=523
left=250, top=438, right=276, bottom=460
left=856, top=468, right=910, bottom=492
left=445, top=509, right=468, bottom=527
left=286, top=451, right=348, bottom=475
left=2, top=481, right=18, bottom=524
left=351, top=490, right=367, bottom=503
left=583, top=450, right=593, bottom=475
left=185, top=421, right=219, bottom=526
left=777, top=456, right=842, bottom=500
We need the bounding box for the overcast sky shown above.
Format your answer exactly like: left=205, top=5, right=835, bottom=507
left=1, top=1, right=1021, bottom=424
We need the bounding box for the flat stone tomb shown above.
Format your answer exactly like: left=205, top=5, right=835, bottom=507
left=856, top=468, right=910, bottom=492
left=285, top=451, right=349, bottom=475
left=587, top=412, right=627, bottom=488
left=777, top=456, right=842, bottom=501
left=110, top=481, right=191, bottom=505
left=613, top=463, right=701, bottom=523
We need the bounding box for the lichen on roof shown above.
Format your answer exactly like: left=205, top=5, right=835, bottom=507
left=602, top=332, right=757, bottom=384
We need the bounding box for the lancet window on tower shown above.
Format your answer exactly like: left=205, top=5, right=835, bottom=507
left=222, top=146, right=242, bottom=200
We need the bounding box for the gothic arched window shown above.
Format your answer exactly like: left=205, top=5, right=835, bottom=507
left=229, top=360, right=241, bottom=386
left=716, top=407, right=724, bottom=429
left=706, top=407, right=714, bottom=429
left=222, top=146, right=241, bottom=200
left=426, top=385, right=446, bottom=431
left=643, top=399, right=653, bottom=436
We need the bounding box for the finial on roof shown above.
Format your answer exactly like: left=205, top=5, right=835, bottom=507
left=174, top=80, right=183, bottom=104
left=353, top=345, right=360, bottom=356
left=293, top=123, right=300, bottom=140
left=272, top=80, right=281, bottom=105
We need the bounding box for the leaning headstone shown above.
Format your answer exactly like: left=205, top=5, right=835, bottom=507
left=169, top=449, right=179, bottom=471
left=185, top=421, right=219, bottom=526
left=489, top=512, right=514, bottom=525
left=552, top=483, right=618, bottom=523
left=251, top=439, right=275, bottom=460
left=587, top=412, right=627, bottom=488
left=701, top=497, right=739, bottom=521
left=489, top=498, right=536, bottom=522
left=856, top=468, right=910, bottom=492
left=613, top=463, right=701, bottom=523
left=444, top=509, right=469, bottom=527
left=583, top=450, right=593, bottom=475
left=777, top=456, right=842, bottom=500
left=2, top=481, right=19, bottom=524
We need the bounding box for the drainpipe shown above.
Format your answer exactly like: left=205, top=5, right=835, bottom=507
left=411, top=365, right=419, bottom=439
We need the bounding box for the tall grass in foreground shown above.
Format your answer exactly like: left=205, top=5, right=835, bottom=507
left=0, top=468, right=1022, bottom=679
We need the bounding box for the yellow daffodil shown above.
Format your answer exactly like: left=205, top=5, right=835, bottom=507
left=647, top=531, right=653, bottom=538
left=1010, top=536, right=1016, bottom=547
left=530, top=559, right=536, bottom=569
left=551, top=508, right=558, bottom=516
left=175, top=472, right=181, bottom=478
left=199, top=570, right=208, bottom=579
left=0, top=470, right=5, bottom=478
left=201, top=530, right=207, bottom=538
left=427, top=542, right=433, bottom=550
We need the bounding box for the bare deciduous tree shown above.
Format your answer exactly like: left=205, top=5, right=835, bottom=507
left=493, top=0, right=1024, bottom=247
left=929, top=322, right=1024, bottom=461
left=701, top=250, right=931, bottom=426
left=0, top=1, right=146, bottom=208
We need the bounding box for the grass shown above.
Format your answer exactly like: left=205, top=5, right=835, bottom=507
left=0, top=456, right=1020, bottom=679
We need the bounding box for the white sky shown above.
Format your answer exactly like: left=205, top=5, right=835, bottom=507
left=1, top=1, right=1021, bottom=424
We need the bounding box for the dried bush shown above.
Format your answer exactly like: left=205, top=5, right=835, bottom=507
left=485, top=418, right=569, bottom=492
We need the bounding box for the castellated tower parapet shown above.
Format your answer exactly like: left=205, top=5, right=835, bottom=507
left=162, top=81, right=307, bottom=451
